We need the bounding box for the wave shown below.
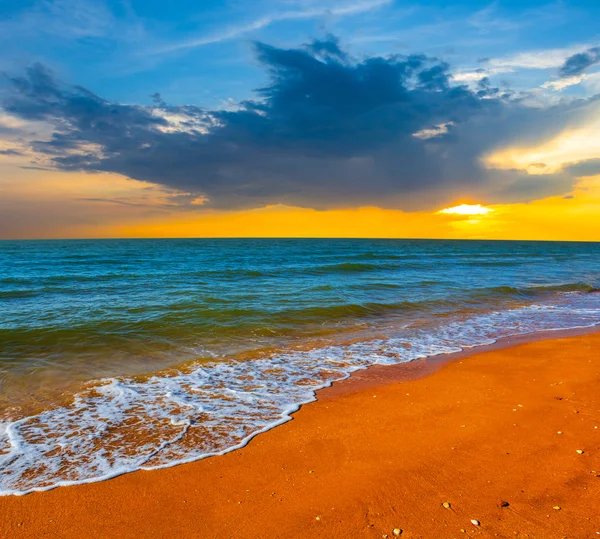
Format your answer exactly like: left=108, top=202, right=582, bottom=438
left=4, top=282, right=596, bottom=350
left=273, top=299, right=458, bottom=323
left=476, top=283, right=598, bottom=298
left=350, top=282, right=405, bottom=290
left=347, top=253, right=407, bottom=261
left=313, top=262, right=400, bottom=273
left=1, top=294, right=599, bottom=496
left=0, top=299, right=441, bottom=350
left=0, top=290, right=40, bottom=299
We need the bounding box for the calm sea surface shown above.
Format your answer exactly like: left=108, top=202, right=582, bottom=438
left=1, top=238, right=600, bottom=494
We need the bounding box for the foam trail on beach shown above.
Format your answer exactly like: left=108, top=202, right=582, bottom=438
left=1, top=294, right=599, bottom=496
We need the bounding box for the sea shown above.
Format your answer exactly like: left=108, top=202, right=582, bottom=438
left=1, top=238, right=599, bottom=495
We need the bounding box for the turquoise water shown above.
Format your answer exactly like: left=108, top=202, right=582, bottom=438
left=1, top=239, right=600, bottom=494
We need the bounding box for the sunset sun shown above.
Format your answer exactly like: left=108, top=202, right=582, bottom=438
left=437, top=204, right=495, bottom=216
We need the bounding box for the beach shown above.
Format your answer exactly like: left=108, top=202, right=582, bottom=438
left=1, top=331, right=599, bottom=538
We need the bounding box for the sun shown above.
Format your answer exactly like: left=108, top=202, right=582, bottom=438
left=437, top=204, right=494, bottom=216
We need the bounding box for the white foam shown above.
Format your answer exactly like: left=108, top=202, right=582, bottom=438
left=1, top=294, right=599, bottom=495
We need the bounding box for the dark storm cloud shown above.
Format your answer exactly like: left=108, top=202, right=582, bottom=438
left=559, top=46, right=600, bottom=78
left=565, top=159, right=600, bottom=178
left=1, top=39, right=597, bottom=210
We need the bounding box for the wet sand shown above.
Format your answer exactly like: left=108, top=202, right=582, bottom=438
left=1, top=332, right=600, bottom=538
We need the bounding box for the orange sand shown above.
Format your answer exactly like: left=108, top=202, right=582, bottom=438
left=1, top=333, right=600, bottom=538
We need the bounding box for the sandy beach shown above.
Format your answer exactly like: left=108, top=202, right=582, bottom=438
left=1, top=331, right=600, bottom=538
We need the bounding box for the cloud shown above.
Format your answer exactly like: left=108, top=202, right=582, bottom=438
left=412, top=122, right=454, bottom=140
left=0, top=0, right=141, bottom=42
left=452, top=70, right=490, bottom=83
left=2, top=38, right=599, bottom=212
left=484, top=115, right=600, bottom=175
left=541, top=74, right=587, bottom=91
left=559, top=46, right=600, bottom=78
left=153, top=0, right=393, bottom=54
left=565, top=158, right=600, bottom=178
left=454, top=44, right=599, bottom=93
left=487, top=44, right=592, bottom=71
left=452, top=67, right=514, bottom=84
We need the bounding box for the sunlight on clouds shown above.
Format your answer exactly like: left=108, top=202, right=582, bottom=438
left=435, top=204, right=498, bottom=238
left=151, top=110, right=213, bottom=134
left=452, top=71, right=488, bottom=82
left=452, top=67, right=513, bottom=83
left=485, top=117, right=600, bottom=174
left=412, top=122, right=454, bottom=140
left=0, top=112, right=30, bottom=130
left=437, top=204, right=494, bottom=216
left=190, top=196, right=209, bottom=206
left=487, top=44, right=589, bottom=70
left=541, top=74, right=586, bottom=91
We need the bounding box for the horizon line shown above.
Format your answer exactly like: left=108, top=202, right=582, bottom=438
left=2, top=237, right=600, bottom=243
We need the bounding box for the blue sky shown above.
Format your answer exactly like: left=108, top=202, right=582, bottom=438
left=2, top=0, right=599, bottom=106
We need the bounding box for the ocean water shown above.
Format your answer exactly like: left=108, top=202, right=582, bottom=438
left=1, top=238, right=600, bottom=495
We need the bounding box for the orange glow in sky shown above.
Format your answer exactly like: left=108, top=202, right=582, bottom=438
left=2, top=166, right=600, bottom=241
left=1, top=143, right=600, bottom=241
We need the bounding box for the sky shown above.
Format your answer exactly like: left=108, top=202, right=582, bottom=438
left=1, top=0, right=600, bottom=240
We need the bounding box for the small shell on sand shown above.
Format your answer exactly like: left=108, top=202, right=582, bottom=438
left=576, top=449, right=585, bottom=454
left=553, top=506, right=561, bottom=510
left=392, top=528, right=402, bottom=536
left=471, top=519, right=480, bottom=526
left=442, top=502, right=451, bottom=509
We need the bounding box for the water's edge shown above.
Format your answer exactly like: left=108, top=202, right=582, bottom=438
left=4, top=321, right=599, bottom=498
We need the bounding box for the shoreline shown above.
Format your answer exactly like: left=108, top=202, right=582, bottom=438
left=2, top=323, right=599, bottom=497
left=2, top=330, right=600, bottom=537
left=322, top=323, right=600, bottom=397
